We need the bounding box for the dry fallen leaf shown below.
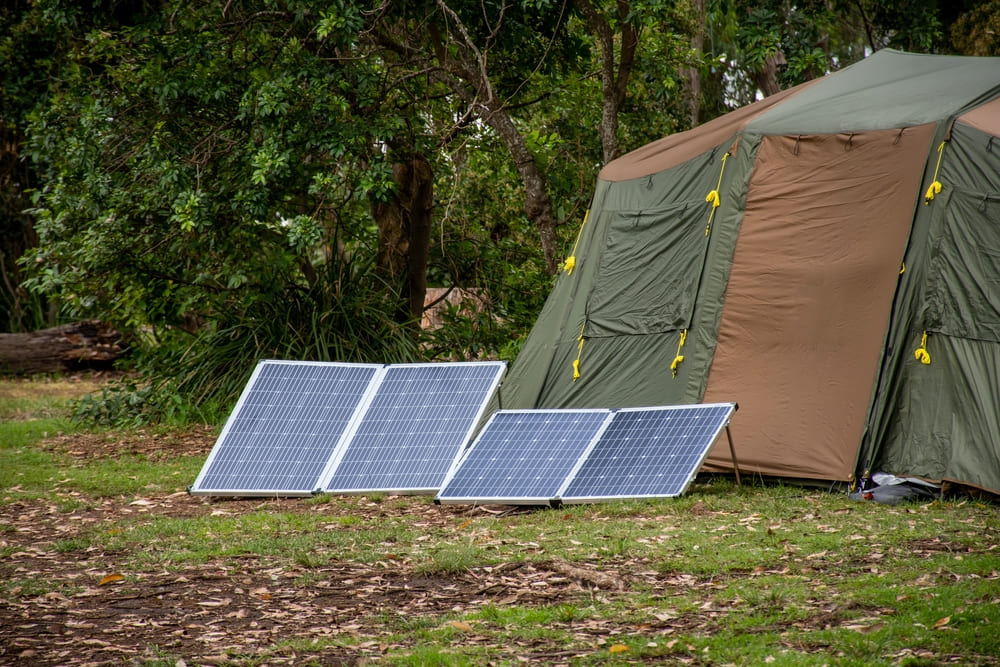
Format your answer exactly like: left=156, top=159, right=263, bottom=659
left=934, top=616, right=951, bottom=629
left=845, top=622, right=886, bottom=634
left=98, top=573, right=124, bottom=586
left=197, top=655, right=230, bottom=666
left=608, top=644, right=629, bottom=654
left=449, top=620, right=474, bottom=632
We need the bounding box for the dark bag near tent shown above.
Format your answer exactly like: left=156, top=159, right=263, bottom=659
left=850, top=482, right=939, bottom=505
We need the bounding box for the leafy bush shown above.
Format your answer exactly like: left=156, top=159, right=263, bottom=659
left=72, top=256, right=421, bottom=426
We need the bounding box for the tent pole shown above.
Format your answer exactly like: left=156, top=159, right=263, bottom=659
left=725, top=425, right=741, bottom=487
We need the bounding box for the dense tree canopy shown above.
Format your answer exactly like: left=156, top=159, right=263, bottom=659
left=2, top=0, right=997, bottom=420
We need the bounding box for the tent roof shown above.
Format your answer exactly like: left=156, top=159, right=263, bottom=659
left=749, top=49, right=1000, bottom=135
left=601, top=49, right=1000, bottom=182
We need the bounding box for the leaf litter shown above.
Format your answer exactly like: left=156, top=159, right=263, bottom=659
left=3, top=428, right=999, bottom=665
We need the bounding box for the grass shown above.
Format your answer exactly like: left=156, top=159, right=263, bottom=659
left=2, top=375, right=1000, bottom=665
left=0, top=374, right=106, bottom=420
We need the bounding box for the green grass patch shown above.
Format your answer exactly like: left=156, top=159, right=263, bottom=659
left=59, top=455, right=204, bottom=498
left=0, top=440, right=202, bottom=500
left=1, top=419, right=73, bottom=495
left=0, top=417, right=74, bottom=448
left=77, top=510, right=425, bottom=569
left=0, top=374, right=106, bottom=420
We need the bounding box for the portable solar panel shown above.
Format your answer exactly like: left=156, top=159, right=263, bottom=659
left=557, top=403, right=737, bottom=503
left=434, top=409, right=613, bottom=505
left=320, top=361, right=506, bottom=494
left=189, top=361, right=383, bottom=497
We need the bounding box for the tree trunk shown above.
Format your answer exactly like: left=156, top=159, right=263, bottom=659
left=430, top=66, right=563, bottom=274
left=417, top=9, right=565, bottom=275
left=683, top=0, right=707, bottom=127
left=479, top=107, right=562, bottom=274
left=753, top=52, right=786, bottom=97
left=373, top=155, right=434, bottom=321
left=574, top=0, right=638, bottom=165
left=0, top=320, right=125, bottom=375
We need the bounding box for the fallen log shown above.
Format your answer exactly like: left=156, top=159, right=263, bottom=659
left=0, top=320, right=125, bottom=375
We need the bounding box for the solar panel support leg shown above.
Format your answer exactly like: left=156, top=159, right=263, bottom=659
left=725, top=425, right=741, bottom=488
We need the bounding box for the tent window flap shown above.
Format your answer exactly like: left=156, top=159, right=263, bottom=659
left=584, top=201, right=707, bottom=337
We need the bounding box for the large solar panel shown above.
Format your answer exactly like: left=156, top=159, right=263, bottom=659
left=435, top=410, right=612, bottom=505
left=189, top=361, right=382, bottom=497
left=320, top=362, right=506, bottom=494
left=557, top=403, right=737, bottom=503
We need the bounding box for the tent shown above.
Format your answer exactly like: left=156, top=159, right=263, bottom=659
left=500, top=49, right=1000, bottom=495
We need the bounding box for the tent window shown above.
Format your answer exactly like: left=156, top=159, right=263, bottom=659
left=924, top=190, right=1000, bottom=342
left=584, top=201, right=707, bottom=337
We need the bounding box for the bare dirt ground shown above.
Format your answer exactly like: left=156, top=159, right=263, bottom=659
left=2, top=428, right=731, bottom=666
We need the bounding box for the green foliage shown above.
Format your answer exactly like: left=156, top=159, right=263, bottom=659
left=701, top=0, right=996, bottom=113
left=17, top=0, right=427, bottom=417
left=8, top=0, right=999, bottom=421
left=70, top=255, right=420, bottom=425
left=24, top=1, right=394, bottom=326
left=71, top=380, right=174, bottom=427
left=855, top=0, right=946, bottom=52
left=423, top=235, right=555, bottom=362
left=950, top=0, right=1000, bottom=55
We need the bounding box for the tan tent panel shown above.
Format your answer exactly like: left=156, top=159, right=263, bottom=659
left=701, top=126, right=937, bottom=479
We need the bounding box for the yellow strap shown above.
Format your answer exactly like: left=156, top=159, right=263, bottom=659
left=924, top=141, right=946, bottom=204
left=563, top=209, right=589, bottom=274
left=704, top=152, right=730, bottom=236
left=572, top=322, right=586, bottom=381
left=670, top=329, right=688, bottom=377
left=914, top=331, right=931, bottom=365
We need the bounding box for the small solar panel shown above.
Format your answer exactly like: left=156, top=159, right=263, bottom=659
left=321, top=362, right=506, bottom=494
left=435, top=410, right=613, bottom=505
left=189, top=361, right=382, bottom=497
left=557, top=403, right=737, bottom=503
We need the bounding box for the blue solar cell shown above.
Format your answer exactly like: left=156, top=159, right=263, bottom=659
left=321, top=362, right=505, bottom=493
left=435, top=410, right=612, bottom=504
left=558, top=403, right=736, bottom=502
left=189, top=361, right=381, bottom=496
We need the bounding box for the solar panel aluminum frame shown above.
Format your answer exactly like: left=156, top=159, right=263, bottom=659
left=189, top=360, right=384, bottom=497
left=555, top=402, right=738, bottom=505
left=435, top=408, right=614, bottom=506
left=319, top=361, right=507, bottom=495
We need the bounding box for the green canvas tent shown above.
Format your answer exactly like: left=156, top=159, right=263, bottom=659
left=501, top=49, right=1000, bottom=494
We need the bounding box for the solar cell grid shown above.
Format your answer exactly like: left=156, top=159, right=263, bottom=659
left=435, top=410, right=612, bottom=504
left=189, top=361, right=382, bottom=496
left=558, top=403, right=736, bottom=502
left=321, top=362, right=506, bottom=494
